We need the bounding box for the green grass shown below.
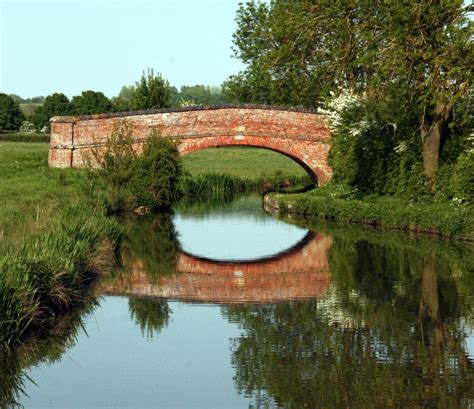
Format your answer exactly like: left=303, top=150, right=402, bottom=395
left=181, top=147, right=309, bottom=180
left=267, top=185, right=474, bottom=241
left=0, top=142, right=89, bottom=251
left=0, top=133, right=49, bottom=142
left=0, top=142, right=123, bottom=346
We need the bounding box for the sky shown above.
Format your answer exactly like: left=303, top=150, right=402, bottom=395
left=0, top=0, right=246, bottom=98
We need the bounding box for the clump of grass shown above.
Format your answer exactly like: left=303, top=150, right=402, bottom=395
left=0, top=204, right=123, bottom=346
left=179, top=171, right=313, bottom=202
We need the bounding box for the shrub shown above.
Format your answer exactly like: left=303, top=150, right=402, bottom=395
left=88, top=120, right=183, bottom=212
left=452, top=150, right=474, bottom=203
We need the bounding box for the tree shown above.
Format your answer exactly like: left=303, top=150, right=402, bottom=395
left=229, top=0, right=473, bottom=189
left=118, top=85, right=135, bottom=101
left=31, top=93, right=71, bottom=131
left=129, top=68, right=171, bottom=110
left=71, top=90, right=112, bottom=115
left=171, top=85, right=228, bottom=107
left=0, top=93, right=24, bottom=131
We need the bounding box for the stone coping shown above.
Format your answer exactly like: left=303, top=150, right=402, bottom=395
left=50, top=104, right=323, bottom=123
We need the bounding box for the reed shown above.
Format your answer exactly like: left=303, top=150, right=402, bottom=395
left=0, top=204, right=123, bottom=346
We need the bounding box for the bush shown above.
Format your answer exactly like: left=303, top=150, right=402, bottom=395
left=452, top=150, right=474, bottom=202
left=88, top=120, right=183, bottom=212
left=0, top=94, right=24, bottom=131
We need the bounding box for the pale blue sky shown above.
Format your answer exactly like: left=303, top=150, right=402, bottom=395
left=0, top=0, right=245, bottom=98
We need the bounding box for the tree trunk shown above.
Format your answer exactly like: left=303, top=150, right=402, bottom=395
left=419, top=254, right=445, bottom=348
left=420, top=103, right=452, bottom=191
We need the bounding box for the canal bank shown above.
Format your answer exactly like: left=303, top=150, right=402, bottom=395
left=264, top=189, right=474, bottom=241
left=2, top=193, right=473, bottom=408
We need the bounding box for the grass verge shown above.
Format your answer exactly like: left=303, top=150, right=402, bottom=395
left=266, top=186, right=474, bottom=241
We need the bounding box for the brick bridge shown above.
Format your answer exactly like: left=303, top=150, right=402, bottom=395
left=48, top=105, right=332, bottom=184
left=103, top=232, right=332, bottom=303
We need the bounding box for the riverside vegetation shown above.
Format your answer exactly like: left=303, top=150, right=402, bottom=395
left=0, top=130, right=312, bottom=347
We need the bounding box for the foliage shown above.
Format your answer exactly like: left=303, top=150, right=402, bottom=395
left=129, top=68, right=172, bottom=110
left=88, top=120, right=183, bottom=212
left=18, top=121, right=36, bottom=134
left=269, top=186, right=474, bottom=240
left=325, top=90, right=425, bottom=196
left=128, top=297, right=171, bottom=338
left=222, top=231, right=474, bottom=408
left=118, top=85, right=135, bottom=101
left=0, top=93, right=25, bottom=131
left=70, top=90, right=112, bottom=115
left=228, top=0, right=474, bottom=188
left=31, top=93, right=72, bottom=131
left=171, top=85, right=228, bottom=107
left=452, top=149, right=474, bottom=202
left=121, top=214, right=180, bottom=278
left=0, top=133, right=50, bottom=143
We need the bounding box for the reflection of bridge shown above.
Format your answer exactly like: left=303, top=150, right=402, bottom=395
left=103, top=232, right=332, bottom=303
left=48, top=105, right=332, bottom=184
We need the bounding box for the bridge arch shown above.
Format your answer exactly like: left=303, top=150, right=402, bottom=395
left=48, top=105, right=332, bottom=184
left=180, top=141, right=321, bottom=185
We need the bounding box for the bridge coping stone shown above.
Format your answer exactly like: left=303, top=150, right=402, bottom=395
left=50, top=104, right=324, bottom=123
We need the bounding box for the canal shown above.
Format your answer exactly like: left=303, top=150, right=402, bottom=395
left=3, top=194, right=474, bottom=408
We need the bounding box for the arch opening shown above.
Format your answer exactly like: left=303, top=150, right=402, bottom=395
left=179, top=143, right=320, bottom=188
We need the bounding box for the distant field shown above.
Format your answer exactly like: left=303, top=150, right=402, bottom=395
left=182, top=147, right=308, bottom=180
left=19, top=102, right=42, bottom=116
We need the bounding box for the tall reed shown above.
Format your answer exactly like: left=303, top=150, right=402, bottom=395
left=0, top=204, right=123, bottom=346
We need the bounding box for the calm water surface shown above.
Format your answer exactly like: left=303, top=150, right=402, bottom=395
left=3, top=195, right=474, bottom=408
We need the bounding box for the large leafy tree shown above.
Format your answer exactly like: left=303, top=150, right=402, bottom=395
left=71, top=90, right=112, bottom=115
left=129, top=69, right=172, bottom=110
left=0, top=93, right=24, bottom=131
left=31, top=92, right=71, bottom=131
left=228, top=0, right=473, bottom=187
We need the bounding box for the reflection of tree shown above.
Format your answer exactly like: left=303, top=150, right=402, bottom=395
left=128, top=297, right=171, bottom=339
left=223, top=235, right=474, bottom=408
left=0, top=302, right=97, bottom=408
left=121, top=214, right=180, bottom=279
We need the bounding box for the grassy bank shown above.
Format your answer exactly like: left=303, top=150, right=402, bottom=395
left=266, top=186, right=474, bottom=241
left=0, top=206, right=122, bottom=346
left=0, top=142, right=124, bottom=346
left=0, top=142, right=89, bottom=252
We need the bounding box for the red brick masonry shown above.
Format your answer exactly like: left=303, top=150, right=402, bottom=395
left=102, top=233, right=332, bottom=304
left=49, top=105, right=332, bottom=184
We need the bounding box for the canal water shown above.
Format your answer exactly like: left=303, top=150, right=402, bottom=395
left=3, top=195, right=474, bottom=408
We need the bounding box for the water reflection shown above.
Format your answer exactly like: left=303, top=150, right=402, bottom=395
left=105, top=231, right=333, bottom=303
left=1, top=302, right=97, bottom=408
left=106, top=195, right=334, bottom=303
left=1, top=194, right=473, bottom=408
left=224, top=237, right=474, bottom=408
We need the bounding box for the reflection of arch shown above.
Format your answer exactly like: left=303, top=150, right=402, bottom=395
left=49, top=105, right=332, bottom=184
left=102, top=233, right=333, bottom=304
left=180, top=230, right=314, bottom=265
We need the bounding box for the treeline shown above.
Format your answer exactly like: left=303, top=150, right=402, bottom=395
left=223, top=0, right=473, bottom=201
left=0, top=68, right=229, bottom=133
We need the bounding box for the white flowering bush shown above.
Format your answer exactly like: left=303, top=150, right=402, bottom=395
left=19, top=120, right=36, bottom=134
